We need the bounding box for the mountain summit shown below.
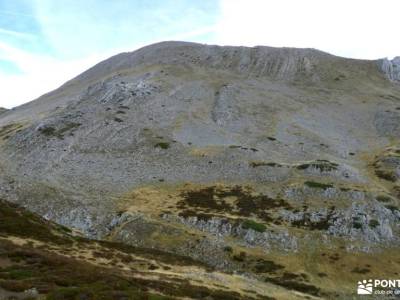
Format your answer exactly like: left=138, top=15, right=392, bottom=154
left=1, top=41, right=399, bottom=298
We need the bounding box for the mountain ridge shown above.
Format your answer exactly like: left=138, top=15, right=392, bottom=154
left=1, top=41, right=396, bottom=126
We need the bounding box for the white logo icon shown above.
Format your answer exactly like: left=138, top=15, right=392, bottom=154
left=358, top=279, right=373, bottom=295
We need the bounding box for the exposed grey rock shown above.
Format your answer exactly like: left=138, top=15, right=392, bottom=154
left=379, top=57, right=400, bottom=82
left=162, top=214, right=298, bottom=252
left=283, top=185, right=366, bottom=202
left=374, top=110, right=400, bottom=138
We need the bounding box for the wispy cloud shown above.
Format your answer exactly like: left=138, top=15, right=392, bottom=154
left=0, top=9, right=35, bottom=18
left=0, top=1, right=219, bottom=108
left=0, top=40, right=109, bottom=108
left=0, top=27, right=36, bottom=40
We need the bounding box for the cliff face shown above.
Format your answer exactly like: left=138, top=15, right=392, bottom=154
left=379, top=56, right=400, bottom=82
left=0, top=41, right=400, bottom=298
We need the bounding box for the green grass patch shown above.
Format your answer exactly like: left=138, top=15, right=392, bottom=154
left=368, top=219, right=380, bottom=228
left=154, top=142, right=170, bottom=149
left=38, top=122, right=81, bottom=139
left=376, top=195, right=392, bottom=202
left=296, top=160, right=338, bottom=172
left=242, top=219, right=266, bottom=232
left=149, top=295, right=175, bottom=300
left=223, top=246, right=233, bottom=253
left=0, top=123, right=24, bottom=139
left=375, top=170, right=397, bottom=182
left=385, top=205, right=399, bottom=212
left=304, top=181, right=334, bottom=190
left=0, top=267, right=34, bottom=280
left=38, top=126, right=56, bottom=136
left=0, top=200, right=72, bottom=245
left=250, top=161, right=281, bottom=168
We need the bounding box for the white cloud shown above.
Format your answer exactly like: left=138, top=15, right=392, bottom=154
left=214, top=0, right=400, bottom=59
left=0, top=41, right=110, bottom=108
left=0, top=27, right=36, bottom=40
left=0, top=1, right=218, bottom=108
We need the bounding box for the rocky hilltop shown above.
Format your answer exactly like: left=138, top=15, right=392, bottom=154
left=379, top=57, right=400, bottom=82
left=0, top=41, right=400, bottom=299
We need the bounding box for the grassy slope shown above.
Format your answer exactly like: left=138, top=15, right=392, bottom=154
left=114, top=183, right=400, bottom=299
left=0, top=199, right=310, bottom=300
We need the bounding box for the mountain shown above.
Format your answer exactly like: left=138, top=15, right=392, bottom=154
left=0, top=41, right=399, bottom=299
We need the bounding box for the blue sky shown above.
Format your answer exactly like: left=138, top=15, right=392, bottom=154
left=0, top=0, right=219, bottom=108
left=1, top=0, right=399, bottom=108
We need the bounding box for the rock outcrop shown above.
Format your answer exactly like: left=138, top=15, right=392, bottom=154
left=378, top=57, right=400, bottom=82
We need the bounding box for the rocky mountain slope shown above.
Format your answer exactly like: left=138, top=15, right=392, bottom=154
left=0, top=41, right=400, bottom=299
